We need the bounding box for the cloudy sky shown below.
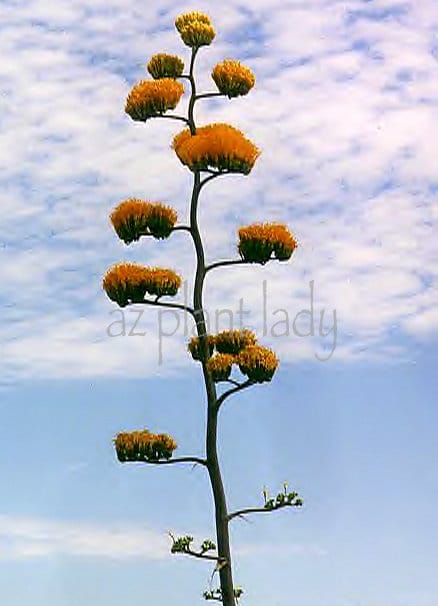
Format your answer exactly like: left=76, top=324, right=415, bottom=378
left=0, top=1, right=437, bottom=605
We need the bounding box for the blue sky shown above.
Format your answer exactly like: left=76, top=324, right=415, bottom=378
left=0, top=1, right=437, bottom=605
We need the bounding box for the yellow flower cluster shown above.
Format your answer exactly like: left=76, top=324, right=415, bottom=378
left=175, top=11, right=211, bottom=28
left=188, top=335, right=216, bottom=361
left=206, top=353, right=235, bottom=382
left=125, top=78, right=184, bottom=121
left=110, top=199, right=177, bottom=243
left=175, top=11, right=215, bottom=47
left=114, top=429, right=177, bottom=462
left=103, top=263, right=182, bottom=306
left=238, top=345, right=279, bottom=383
left=173, top=123, right=260, bottom=174
left=215, top=329, right=257, bottom=355
left=187, top=329, right=277, bottom=383
left=238, top=223, right=298, bottom=264
left=147, top=53, right=184, bottom=79
left=212, top=59, right=255, bottom=98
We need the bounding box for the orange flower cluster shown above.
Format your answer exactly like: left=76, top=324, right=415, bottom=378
left=238, top=223, right=298, bottom=264
left=238, top=345, right=279, bottom=383
left=103, top=263, right=182, bottom=306
left=188, top=335, right=216, bottom=361
left=110, top=199, right=177, bottom=243
left=175, top=11, right=215, bottom=47
left=146, top=268, right=182, bottom=297
left=125, top=78, right=184, bottom=121
left=215, top=329, right=257, bottom=355
left=114, top=429, right=177, bottom=462
left=173, top=123, right=260, bottom=174
left=147, top=53, right=184, bottom=79
left=206, top=353, right=235, bottom=382
left=212, top=60, right=255, bottom=98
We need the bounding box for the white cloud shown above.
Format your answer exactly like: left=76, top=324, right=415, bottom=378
left=0, top=514, right=169, bottom=560
left=0, top=0, right=436, bottom=380
left=0, top=514, right=323, bottom=563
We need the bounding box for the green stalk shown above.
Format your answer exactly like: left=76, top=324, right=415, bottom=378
left=187, top=48, right=236, bottom=606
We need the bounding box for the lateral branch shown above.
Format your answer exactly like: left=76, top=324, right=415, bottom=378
left=138, top=298, right=195, bottom=317
left=128, top=456, right=207, bottom=467
left=216, top=379, right=255, bottom=409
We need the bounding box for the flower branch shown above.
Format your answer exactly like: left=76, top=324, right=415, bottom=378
left=228, top=484, right=303, bottom=522
left=139, top=297, right=195, bottom=317
left=199, top=170, right=233, bottom=189
left=195, top=92, right=226, bottom=100
left=216, top=379, right=255, bottom=409
left=154, top=113, right=191, bottom=125
left=169, top=534, right=226, bottom=563
left=129, top=456, right=207, bottom=467
left=205, top=259, right=250, bottom=273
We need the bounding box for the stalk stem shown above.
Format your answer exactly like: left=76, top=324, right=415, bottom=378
left=186, top=48, right=236, bottom=606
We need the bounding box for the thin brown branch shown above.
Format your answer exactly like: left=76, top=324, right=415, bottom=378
left=227, top=502, right=297, bottom=522
left=138, top=298, right=195, bottom=317
left=195, top=92, right=226, bottom=100
left=224, top=379, right=242, bottom=387
left=216, top=379, right=255, bottom=409
left=123, top=456, right=207, bottom=466
left=205, top=259, right=248, bottom=273
left=180, top=549, right=227, bottom=563
left=172, top=225, right=192, bottom=233
left=154, top=113, right=190, bottom=125
left=199, top=170, right=232, bottom=189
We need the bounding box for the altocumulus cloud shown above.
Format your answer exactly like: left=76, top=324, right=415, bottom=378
left=0, top=0, right=436, bottom=381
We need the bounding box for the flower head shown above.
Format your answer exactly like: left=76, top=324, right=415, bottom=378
left=110, top=199, right=178, bottom=243
left=146, top=203, right=178, bottom=238
left=173, top=123, right=260, bottom=174
left=238, top=345, right=279, bottom=383
left=206, top=353, right=235, bottom=382
left=175, top=12, right=215, bottom=47
left=110, top=199, right=150, bottom=244
left=125, top=78, right=184, bottom=121
left=114, top=429, right=177, bottom=462
left=212, top=59, right=255, bottom=98
left=238, top=223, right=298, bottom=264
left=102, top=263, right=150, bottom=306
left=145, top=268, right=182, bottom=297
left=175, top=11, right=211, bottom=30
left=214, top=329, right=257, bottom=355
left=147, top=53, right=184, bottom=79
left=103, top=263, right=182, bottom=306
left=188, top=335, right=216, bottom=361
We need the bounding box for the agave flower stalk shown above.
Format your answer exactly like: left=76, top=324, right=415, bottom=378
left=104, top=10, right=301, bottom=606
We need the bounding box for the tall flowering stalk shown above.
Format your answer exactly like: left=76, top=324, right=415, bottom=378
left=103, top=11, right=301, bottom=606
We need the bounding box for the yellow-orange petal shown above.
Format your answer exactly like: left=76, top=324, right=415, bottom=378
left=114, top=429, right=177, bottom=462
left=147, top=53, right=184, bottom=79
left=175, top=11, right=211, bottom=32
left=172, top=123, right=260, bottom=174
left=206, top=353, right=235, bottom=382
left=145, top=267, right=182, bottom=297
left=178, top=21, right=216, bottom=47
left=110, top=199, right=151, bottom=244
left=238, top=223, right=297, bottom=263
left=214, top=329, right=257, bottom=355
left=238, top=345, right=279, bottom=383
left=188, top=335, right=216, bottom=361
left=125, top=78, right=184, bottom=121
left=102, top=262, right=150, bottom=307
left=212, top=59, right=255, bottom=98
